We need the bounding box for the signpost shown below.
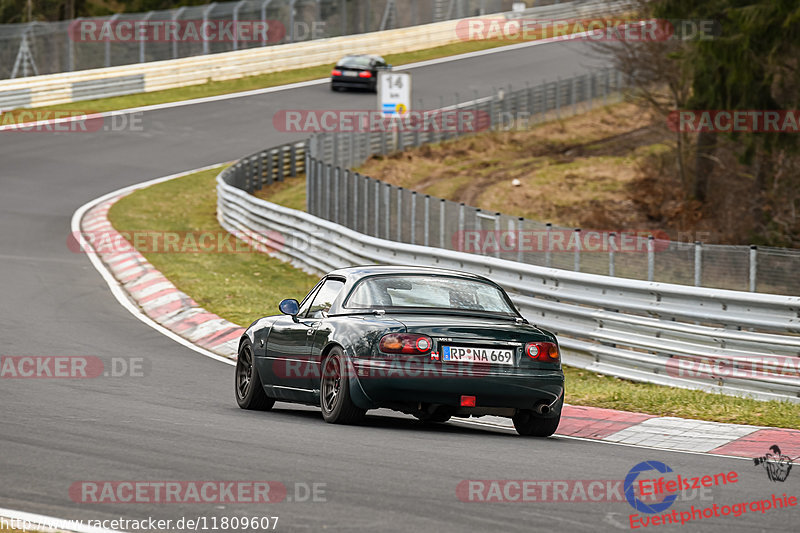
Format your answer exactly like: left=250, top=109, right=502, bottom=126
left=378, top=71, right=411, bottom=117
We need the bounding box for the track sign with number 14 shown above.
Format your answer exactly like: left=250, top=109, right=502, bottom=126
left=378, top=72, right=411, bottom=116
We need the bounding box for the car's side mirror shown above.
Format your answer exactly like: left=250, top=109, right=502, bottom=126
left=279, top=299, right=300, bottom=322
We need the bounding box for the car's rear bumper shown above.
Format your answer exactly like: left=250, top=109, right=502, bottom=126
left=348, top=359, right=564, bottom=414
left=331, top=77, right=374, bottom=89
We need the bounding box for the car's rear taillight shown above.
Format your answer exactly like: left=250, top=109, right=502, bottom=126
left=358, top=71, right=372, bottom=78
left=380, top=333, right=433, bottom=354
left=331, top=69, right=342, bottom=76
left=525, top=342, right=560, bottom=363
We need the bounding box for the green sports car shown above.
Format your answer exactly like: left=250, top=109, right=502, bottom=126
left=235, top=265, right=565, bottom=437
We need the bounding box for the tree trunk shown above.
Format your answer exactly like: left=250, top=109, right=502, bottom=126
left=694, top=130, right=716, bottom=202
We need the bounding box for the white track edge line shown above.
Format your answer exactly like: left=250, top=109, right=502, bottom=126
left=0, top=507, right=127, bottom=533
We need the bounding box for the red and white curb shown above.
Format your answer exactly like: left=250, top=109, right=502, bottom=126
left=78, top=195, right=243, bottom=359
left=74, top=167, right=800, bottom=462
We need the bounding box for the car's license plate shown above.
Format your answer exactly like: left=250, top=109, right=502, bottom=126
left=343, top=70, right=358, bottom=76
left=442, top=346, right=514, bottom=365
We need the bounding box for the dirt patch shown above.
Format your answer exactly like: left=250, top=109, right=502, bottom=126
left=356, top=103, right=760, bottom=243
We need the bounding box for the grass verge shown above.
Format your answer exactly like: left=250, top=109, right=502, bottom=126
left=107, top=168, right=800, bottom=428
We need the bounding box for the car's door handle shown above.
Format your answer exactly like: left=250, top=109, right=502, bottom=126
left=306, top=329, right=314, bottom=336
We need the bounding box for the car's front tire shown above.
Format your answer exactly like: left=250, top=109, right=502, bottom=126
left=512, top=409, right=560, bottom=437
left=235, top=339, right=275, bottom=411
left=320, top=347, right=365, bottom=424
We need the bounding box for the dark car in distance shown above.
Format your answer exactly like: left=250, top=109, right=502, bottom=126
left=235, top=266, right=565, bottom=436
left=330, top=54, right=391, bottom=92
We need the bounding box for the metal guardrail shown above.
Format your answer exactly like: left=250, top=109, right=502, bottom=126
left=217, top=166, right=800, bottom=402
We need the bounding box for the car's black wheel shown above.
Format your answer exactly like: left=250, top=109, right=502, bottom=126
left=512, top=409, right=560, bottom=437
left=320, top=347, right=365, bottom=424
left=331, top=84, right=341, bottom=92
left=235, top=340, right=274, bottom=411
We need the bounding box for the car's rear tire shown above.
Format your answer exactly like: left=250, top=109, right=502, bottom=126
left=512, top=409, right=560, bottom=437
left=331, top=84, right=341, bottom=91
left=320, top=347, right=365, bottom=424
left=235, top=340, right=275, bottom=411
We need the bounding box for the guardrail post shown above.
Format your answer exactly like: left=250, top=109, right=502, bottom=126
left=588, top=73, right=594, bottom=110
left=333, top=134, right=339, bottom=168
left=410, top=191, right=417, bottom=244
left=374, top=180, right=380, bottom=237
left=423, top=195, right=430, bottom=247
left=362, top=175, right=370, bottom=235
left=316, top=160, right=323, bottom=216
left=571, top=75, right=576, bottom=115
left=517, top=217, right=524, bottom=263
left=341, top=169, right=350, bottom=225
left=457, top=203, right=465, bottom=252
left=349, top=130, right=355, bottom=167
left=334, top=167, right=340, bottom=224
left=255, top=153, right=264, bottom=190
left=539, top=79, right=546, bottom=123
left=277, top=147, right=285, bottom=181
left=384, top=183, right=391, bottom=240
left=290, top=145, right=298, bottom=176
left=439, top=199, right=446, bottom=249
left=380, top=129, right=387, bottom=156
left=609, top=232, right=616, bottom=276
left=545, top=223, right=552, bottom=268
left=396, top=187, right=403, bottom=242
left=265, top=148, right=273, bottom=185
left=202, top=4, right=216, bottom=55
left=694, top=241, right=702, bottom=287
left=494, top=212, right=501, bottom=259
left=749, top=245, right=757, bottom=292
left=556, top=77, right=561, bottom=119
left=351, top=171, right=358, bottom=230
left=105, top=14, right=120, bottom=66
left=324, top=164, right=332, bottom=220
left=233, top=0, right=246, bottom=51
left=573, top=228, right=581, bottom=272
left=647, top=235, right=655, bottom=281
left=306, top=154, right=313, bottom=214
left=603, top=69, right=608, bottom=106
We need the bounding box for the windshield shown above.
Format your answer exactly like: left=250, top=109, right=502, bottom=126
left=338, top=56, right=372, bottom=68
left=344, top=275, right=518, bottom=315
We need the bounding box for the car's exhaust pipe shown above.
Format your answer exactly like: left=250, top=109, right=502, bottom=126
left=534, top=402, right=551, bottom=415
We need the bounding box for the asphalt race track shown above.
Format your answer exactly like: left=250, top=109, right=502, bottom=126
left=0, top=40, right=792, bottom=532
